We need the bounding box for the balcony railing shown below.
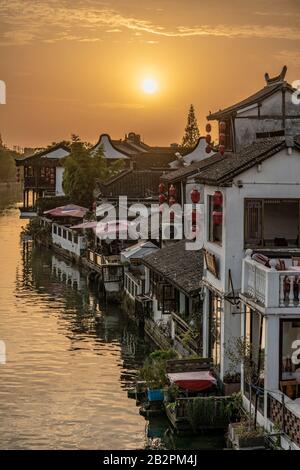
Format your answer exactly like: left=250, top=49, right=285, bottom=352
left=87, top=249, right=123, bottom=283
left=24, top=176, right=55, bottom=189
left=242, top=253, right=300, bottom=309
left=267, top=390, right=300, bottom=447
left=172, top=312, right=199, bottom=355
left=124, top=271, right=143, bottom=299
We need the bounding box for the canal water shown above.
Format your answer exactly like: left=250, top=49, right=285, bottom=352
left=0, top=189, right=224, bottom=450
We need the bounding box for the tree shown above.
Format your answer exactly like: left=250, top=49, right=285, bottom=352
left=182, top=104, right=200, bottom=148
left=226, top=337, right=264, bottom=430
left=0, top=142, right=19, bottom=182
left=62, top=136, right=123, bottom=208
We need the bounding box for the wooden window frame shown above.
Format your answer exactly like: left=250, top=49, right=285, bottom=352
left=208, top=195, right=223, bottom=246
left=244, top=198, right=300, bottom=249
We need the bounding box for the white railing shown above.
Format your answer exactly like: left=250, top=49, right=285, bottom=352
left=279, top=274, right=300, bottom=307
left=245, top=259, right=267, bottom=305
left=242, top=252, right=300, bottom=308
left=52, top=224, right=86, bottom=257
left=124, top=271, right=143, bottom=299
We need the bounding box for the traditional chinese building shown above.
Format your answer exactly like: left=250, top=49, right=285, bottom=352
left=15, top=143, right=70, bottom=217
left=208, top=66, right=300, bottom=152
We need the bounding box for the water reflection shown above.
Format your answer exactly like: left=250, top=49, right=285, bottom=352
left=0, top=203, right=224, bottom=450
left=0, top=215, right=152, bottom=449
left=0, top=182, right=22, bottom=212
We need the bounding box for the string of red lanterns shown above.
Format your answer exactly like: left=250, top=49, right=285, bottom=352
left=190, top=188, right=200, bottom=204
left=190, top=187, right=201, bottom=233
left=205, top=123, right=212, bottom=153
left=212, top=190, right=223, bottom=225
left=168, top=184, right=176, bottom=198
left=219, top=121, right=226, bottom=155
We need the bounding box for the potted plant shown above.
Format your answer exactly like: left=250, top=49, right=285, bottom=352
left=228, top=420, right=265, bottom=449
left=223, top=372, right=241, bottom=396
left=225, top=338, right=266, bottom=448
left=139, top=349, right=177, bottom=402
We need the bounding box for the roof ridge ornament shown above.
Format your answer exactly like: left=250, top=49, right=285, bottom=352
left=264, top=65, right=287, bottom=86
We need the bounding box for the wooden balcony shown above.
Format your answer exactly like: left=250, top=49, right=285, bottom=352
left=86, top=249, right=123, bottom=282
left=24, top=176, right=55, bottom=189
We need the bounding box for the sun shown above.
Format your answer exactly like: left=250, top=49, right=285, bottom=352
left=141, top=78, right=158, bottom=94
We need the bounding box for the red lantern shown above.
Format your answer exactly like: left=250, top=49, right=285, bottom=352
left=219, top=144, right=225, bottom=156
left=205, top=134, right=211, bottom=144
left=206, top=144, right=212, bottom=154
left=159, top=182, right=165, bottom=194
left=206, top=123, right=212, bottom=133
left=169, top=196, right=176, bottom=205
left=190, top=188, right=200, bottom=204
left=192, top=208, right=197, bottom=224
left=159, top=194, right=166, bottom=204
left=213, top=190, right=223, bottom=207
left=213, top=211, right=223, bottom=225
left=219, top=121, right=226, bottom=132
left=219, top=133, right=225, bottom=145
left=169, top=184, right=176, bottom=197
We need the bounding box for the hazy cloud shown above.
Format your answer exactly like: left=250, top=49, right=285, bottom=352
left=275, top=50, right=300, bottom=66
left=1, top=0, right=300, bottom=46
left=89, top=102, right=145, bottom=110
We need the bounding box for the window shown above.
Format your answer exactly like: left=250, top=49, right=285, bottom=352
left=53, top=225, right=57, bottom=234
left=73, top=234, right=78, bottom=244
left=57, top=227, right=61, bottom=237
left=208, top=195, right=223, bottom=244
left=63, top=229, right=67, bottom=239
left=161, top=284, right=177, bottom=315
left=219, top=119, right=233, bottom=151
left=280, top=320, right=300, bottom=398
left=245, top=199, right=300, bottom=248
left=243, top=307, right=265, bottom=411
left=150, top=271, right=160, bottom=297
left=208, top=291, right=222, bottom=372
left=68, top=231, right=72, bottom=242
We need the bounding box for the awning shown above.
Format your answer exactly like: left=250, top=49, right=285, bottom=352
left=167, top=370, right=217, bottom=392
left=95, top=220, right=130, bottom=239
left=44, top=204, right=88, bottom=218
left=71, top=221, right=97, bottom=230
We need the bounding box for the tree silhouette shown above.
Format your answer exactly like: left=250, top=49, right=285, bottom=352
left=62, top=137, right=123, bottom=208
left=182, top=104, right=200, bottom=148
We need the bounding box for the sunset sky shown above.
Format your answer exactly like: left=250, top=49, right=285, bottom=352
left=1, top=0, right=300, bottom=148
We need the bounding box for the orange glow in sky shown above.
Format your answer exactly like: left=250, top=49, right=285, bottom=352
left=0, top=0, right=300, bottom=148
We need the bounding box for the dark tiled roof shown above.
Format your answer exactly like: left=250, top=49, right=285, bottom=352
left=143, top=240, right=203, bottom=296
left=161, top=153, right=223, bottom=183
left=97, top=169, right=162, bottom=198
left=208, top=81, right=295, bottom=120
left=196, top=137, right=291, bottom=185
left=93, top=134, right=181, bottom=165
left=112, top=140, right=149, bottom=154
left=133, top=152, right=176, bottom=170
left=15, top=143, right=70, bottom=166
